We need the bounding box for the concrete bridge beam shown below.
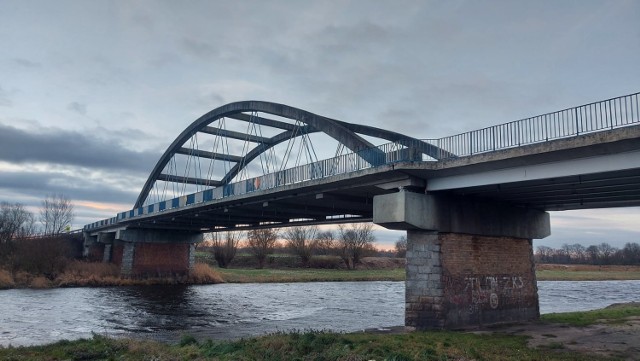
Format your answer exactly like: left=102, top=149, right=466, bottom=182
left=373, top=191, right=549, bottom=329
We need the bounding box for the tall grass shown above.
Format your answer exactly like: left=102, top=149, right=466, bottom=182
left=55, top=260, right=122, bottom=287
left=189, top=263, right=224, bottom=284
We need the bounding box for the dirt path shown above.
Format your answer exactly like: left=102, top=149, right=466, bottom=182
left=480, top=317, right=640, bottom=360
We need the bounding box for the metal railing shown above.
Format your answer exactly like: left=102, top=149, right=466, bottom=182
left=424, top=92, right=639, bottom=158
left=85, top=92, right=640, bottom=230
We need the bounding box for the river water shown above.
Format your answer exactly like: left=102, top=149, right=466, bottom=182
left=1, top=280, right=639, bottom=347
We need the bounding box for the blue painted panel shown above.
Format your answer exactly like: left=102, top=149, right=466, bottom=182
left=159, top=202, right=166, bottom=211
left=187, top=194, right=195, bottom=205
left=129, top=210, right=135, bottom=217
left=137, top=207, right=143, bottom=215
left=148, top=204, right=154, bottom=213
left=172, top=198, right=179, bottom=208
left=204, top=189, right=213, bottom=201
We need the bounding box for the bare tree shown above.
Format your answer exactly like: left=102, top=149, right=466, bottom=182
left=394, top=235, right=407, bottom=258
left=569, top=243, right=587, bottom=263
left=535, top=246, right=554, bottom=263
left=40, top=194, right=74, bottom=235
left=598, top=242, right=617, bottom=264
left=337, top=223, right=376, bottom=270
left=0, top=202, right=35, bottom=243
left=247, top=228, right=279, bottom=268
left=622, top=242, right=640, bottom=264
left=283, top=226, right=318, bottom=267
left=314, top=230, right=336, bottom=256
left=209, top=231, right=242, bottom=268
left=586, top=245, right=599, bottom=263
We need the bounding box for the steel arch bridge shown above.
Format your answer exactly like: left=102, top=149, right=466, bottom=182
left=136, top=101, right=448, bottom=209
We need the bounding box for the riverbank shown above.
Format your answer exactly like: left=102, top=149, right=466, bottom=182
left=0, top=262, right=223, bottom=289
left=2, top=262, right=640, bottom=289
left=215, top=263, right=640, bottom=283
left=2, top=303, right=638, bottom=360
left=536, top=263, right=640, bottom=281
left=216, top=267, right=405, bottom=283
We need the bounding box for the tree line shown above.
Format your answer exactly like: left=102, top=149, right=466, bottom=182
left=0, top=194, right=76, bottom=275
left=0, top=194, right=75, bottom=243
left=536, top=242, right=640, bottom=265
left=204, top=223, right=379, bottom=270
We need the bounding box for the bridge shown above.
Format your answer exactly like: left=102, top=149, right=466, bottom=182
left=84, top=92, right=640, bottom=330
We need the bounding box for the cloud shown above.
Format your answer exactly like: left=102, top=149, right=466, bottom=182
left=12, top=58, right=41, bottom=68
left=0, top=85, right=13, bottom=107
left=0, top=168, right=140, bottom=206
left=181, top=38, right=220, bottom=60
left=0, top=123, right=161, bottom=173
left=67, top=101, right=87, bottom=115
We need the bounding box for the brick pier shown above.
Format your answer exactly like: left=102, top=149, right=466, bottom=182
left=374, top=190, right=548, bottom=329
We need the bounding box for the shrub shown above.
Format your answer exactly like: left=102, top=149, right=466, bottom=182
left=11, top=237, right=72, bottom=277
left=179, top=334, right=198, bottom=347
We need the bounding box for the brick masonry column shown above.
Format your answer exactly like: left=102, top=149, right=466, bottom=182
left=405, top=230, right=445, bottom=328
left=405, top=230, right=539, bottom=329
left=439, top=233, right=539, bottom=328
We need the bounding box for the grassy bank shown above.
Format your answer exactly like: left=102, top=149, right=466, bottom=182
left=216, top=267, right=405, bottom=283
left=214, top=263, right=640, bottom=283
left=540, top=302, right=640, bottom=326
left=0, top=330, right=612, bottom=361
left=535, top=264, right=640, bottom=281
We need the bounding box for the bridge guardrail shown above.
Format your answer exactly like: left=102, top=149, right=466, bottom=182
left=426, top=92, right=639, bottom=158
left=84, top=92, right=639, bottom=231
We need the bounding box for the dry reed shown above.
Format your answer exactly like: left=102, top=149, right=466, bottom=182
left=188, top=263, right=224, bottom=284
left=56, top=260, right=122, bottom=287
left=29, top=276, right=52, bottom=288
left=0, top=269, right=14, bottom=289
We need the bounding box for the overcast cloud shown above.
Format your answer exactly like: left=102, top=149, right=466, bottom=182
left=0, top=0, right=638, bottom=247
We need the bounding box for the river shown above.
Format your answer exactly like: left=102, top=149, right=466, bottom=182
left=1, top=280, right=639, bottom=347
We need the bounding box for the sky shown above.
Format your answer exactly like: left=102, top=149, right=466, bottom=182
left=0, top=0, right=639, bottom=250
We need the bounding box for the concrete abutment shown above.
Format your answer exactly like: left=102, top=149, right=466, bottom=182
left=374, top=190, right=549, bottom=329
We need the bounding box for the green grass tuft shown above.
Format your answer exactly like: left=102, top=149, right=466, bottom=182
left=541, top=304, right=640, bottom=326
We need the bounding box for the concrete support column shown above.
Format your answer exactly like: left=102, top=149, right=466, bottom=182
left=82, top=232, right=97, bottom=258
left=102, top=244, right=112, bottom=263
left=121, top=242, right=135, bottom=276
left=188, top=244, right=196, bottom=271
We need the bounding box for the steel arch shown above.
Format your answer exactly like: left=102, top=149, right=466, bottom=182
left=135, top=101, right=447, bottom=208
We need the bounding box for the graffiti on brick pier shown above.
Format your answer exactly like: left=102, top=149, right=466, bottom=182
left=444, top=274, right=529, bottom=314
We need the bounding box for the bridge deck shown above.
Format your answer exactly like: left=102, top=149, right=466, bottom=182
left=86, top=124, right=640, bottom=233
